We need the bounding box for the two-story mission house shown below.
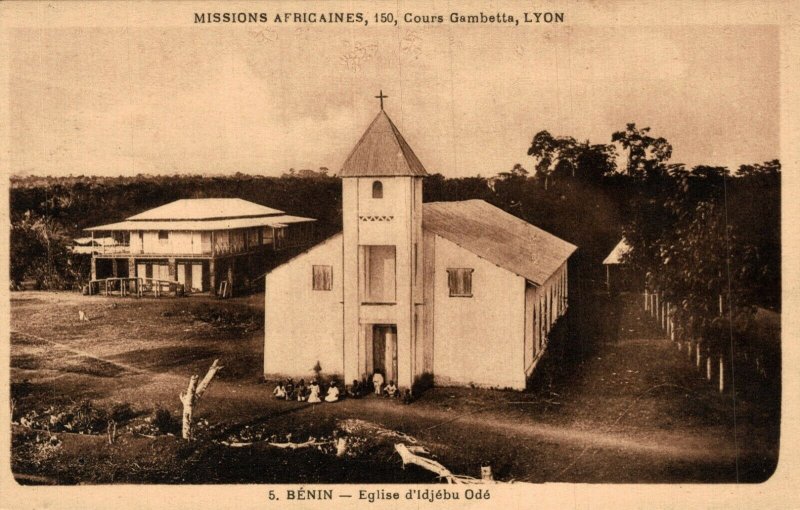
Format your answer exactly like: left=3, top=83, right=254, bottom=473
left=85, top=198, right=314, bottom=295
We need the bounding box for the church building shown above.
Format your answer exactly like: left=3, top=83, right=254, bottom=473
left=264, top=105, right=576, bottom=391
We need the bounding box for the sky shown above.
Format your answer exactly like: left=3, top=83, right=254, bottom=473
left=8, top=20, right=779, bottom=178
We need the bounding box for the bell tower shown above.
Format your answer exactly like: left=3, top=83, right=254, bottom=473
left=340, top=97, right=427, bottom=390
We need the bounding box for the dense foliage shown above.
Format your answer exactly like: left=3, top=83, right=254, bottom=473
left=10, top=125, right=780, bottom=328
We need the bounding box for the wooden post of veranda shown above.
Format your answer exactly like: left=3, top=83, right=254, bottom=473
left=696, top=342, right=702, bottom=369
left=666, top=305, right=672, bottom=337
left=706, top=352, right=712, bottom=381
left=719, top=357, right=725, bottom=393
left=644, top=289, right=649, bottom=311
left=656, top=294, right=660, bottom=323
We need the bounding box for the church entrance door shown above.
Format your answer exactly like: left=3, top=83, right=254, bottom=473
left=372, top=324, right=398, bottom=384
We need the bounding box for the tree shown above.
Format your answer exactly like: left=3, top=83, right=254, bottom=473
left=10, top=212, right=79, bottom=289
left=528, top=131, right=617, bottom=187
left=611, top=123, right=672, bottom=178
left=573, top=142, right=617, bottom=183
left=527, top=130, right=576, bottom=189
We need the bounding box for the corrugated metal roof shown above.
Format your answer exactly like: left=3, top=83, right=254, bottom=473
left=127, top=198, right=284, bottom=221
left=423, top=200, right=577, bottom=285
left=340, top=110, right=429, bottom=177
left=73, top=236, right=116, bottom=245
left=86, top=214, right=314, bottom=232
left=603, top=239, right=631, bottom=265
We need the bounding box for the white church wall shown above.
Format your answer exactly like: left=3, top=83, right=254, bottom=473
left=344, top=175, right=420, bottom=388
left=431, top=235, right=527, bottom=390
left=264, top=234, right=344, bottom=380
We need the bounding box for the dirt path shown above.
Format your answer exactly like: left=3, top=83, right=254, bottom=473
left=11, top=291, right=777, bottom=483
left=12, top=293, right=743, bottom=464
left=11, top=330, right=152, bottom=375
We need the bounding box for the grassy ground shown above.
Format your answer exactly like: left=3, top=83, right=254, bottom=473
left=9, top=291, right=779, bottom=484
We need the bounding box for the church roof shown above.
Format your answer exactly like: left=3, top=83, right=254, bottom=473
left=423, top=200, right=577, bottom=286
left=603, top=238, right=631, bottom=265
left=340, top=110, right=429, bottom=177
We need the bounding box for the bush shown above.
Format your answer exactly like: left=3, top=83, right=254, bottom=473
left=153, top=407, right=179, bottom=435
left=412, top=372, right=434, bottom=397
left=110, top=402, right=136, bottom=423
left=69, top=399, right=109, bottom=433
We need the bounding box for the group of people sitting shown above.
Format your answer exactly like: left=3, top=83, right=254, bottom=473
left=272, top=378, right=340, bottom=403
left=272, top=371, right=410, bottom=404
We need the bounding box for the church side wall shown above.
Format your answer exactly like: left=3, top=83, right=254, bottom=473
left=432, top=235, right=526, bottom=390
left=420, top=229, right=437, bottom=376
left=264, top=234, right=344, bottom=380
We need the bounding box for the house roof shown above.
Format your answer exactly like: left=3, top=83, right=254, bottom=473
left=603, top=239, right=631, bottom=265
left=85, top=215, right=314, bottom=232
left=339, top=110, right=429, bottom=178
left=127, top=198, right=284, bottom=221
left=85, top=198, right=314, bottom=232
left=73, top=236, right=117, bottom=245
left=423, top=200, right=577, bottom=286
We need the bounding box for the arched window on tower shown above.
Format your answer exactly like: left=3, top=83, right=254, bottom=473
left=372, top=180, right=383, bottom=199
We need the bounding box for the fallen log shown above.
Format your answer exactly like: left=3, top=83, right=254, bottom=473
left=268, top=439, right=331, bottom=449
left=220, top=441, right=255, bottom=448
left=394, top=443, right=486, bottom=484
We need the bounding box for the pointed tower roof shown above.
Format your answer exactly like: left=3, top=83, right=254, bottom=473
left=340, top=110, right=429, bottom=177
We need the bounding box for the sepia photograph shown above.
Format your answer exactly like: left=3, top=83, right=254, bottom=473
left=1, top=1, right=797, bottom=507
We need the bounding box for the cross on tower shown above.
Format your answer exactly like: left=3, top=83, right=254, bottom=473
left=375, top=89, right=388, bottom=110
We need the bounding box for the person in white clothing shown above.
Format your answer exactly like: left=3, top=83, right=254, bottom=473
left=372, top=372, right=384, bottom=396
left=272, top=382, right=286, bottom=399
left=307, top=380, right=322, bottom=403
left=324, top=381, right=340, bottom=403
left=384, top=380, right=398, bottom=398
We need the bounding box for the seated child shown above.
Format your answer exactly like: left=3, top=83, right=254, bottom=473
left=401, top=388, right=413, bottom=405
left=295, top=379, right=308, bottom=402
left=384, top=380, right=398, bottom=398
left=284, top=378, right=295, bottom=401
left=307, top=380, right=321, bottom=403
left=372, top=372, right=384, bottom=396
left=324, top=381, right=340, bottom=403
left=347, top=379, right=362, bottom=399
left=272, top=381, right=286, bottom=399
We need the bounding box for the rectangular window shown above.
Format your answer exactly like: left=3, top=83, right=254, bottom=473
left=447, top=268, right=474, bottom=297
left=158, top=230, right=169, bottom=242
left=361, top=245, right=396, bottom=303
left=312, top=265, right=333, bottom=291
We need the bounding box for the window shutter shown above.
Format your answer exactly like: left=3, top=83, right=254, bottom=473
left=312, top=265, right=332, bottom=291
left=447, top=268, right=473, bottom=297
